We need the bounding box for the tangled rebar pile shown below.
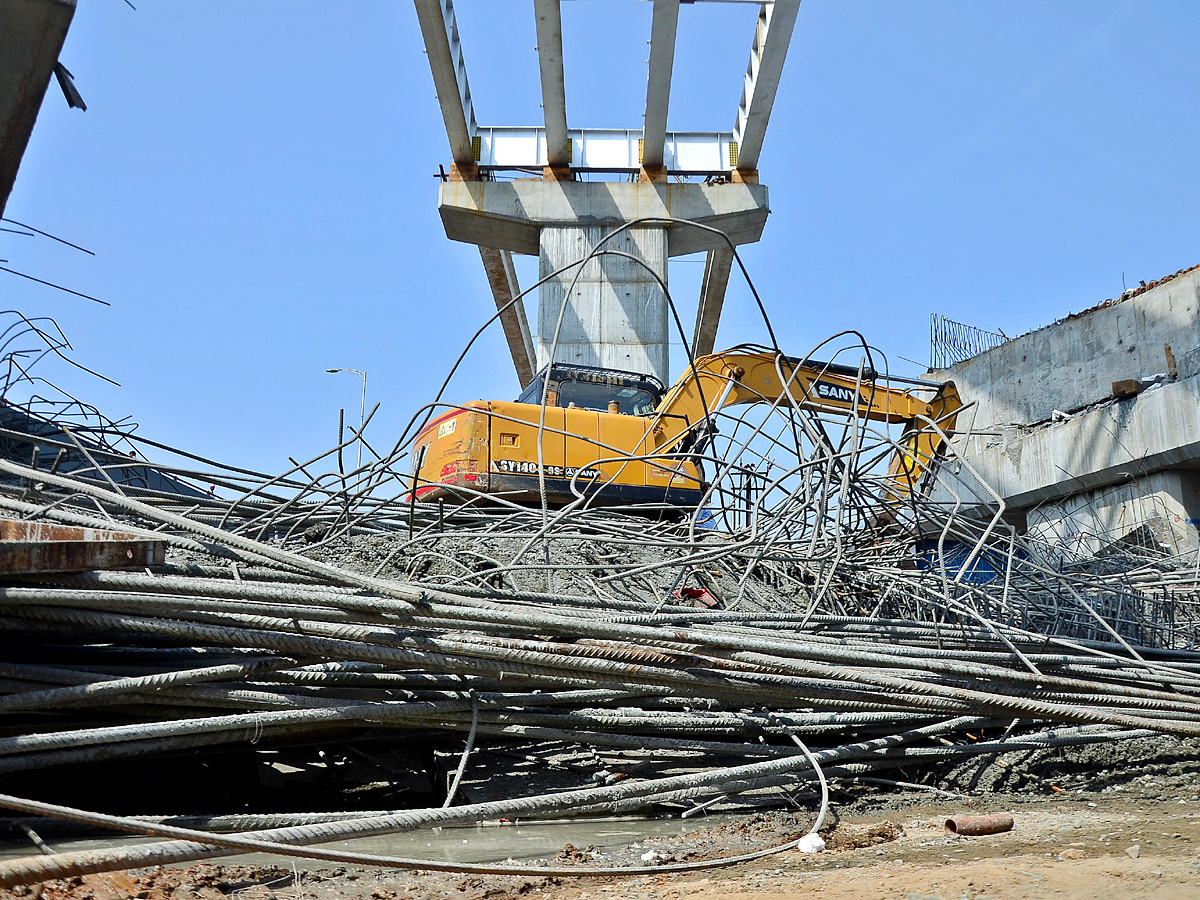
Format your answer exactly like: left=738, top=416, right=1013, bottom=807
left=0, top=381, right=1197, bottom=882
left=0, top=267, right=1198, bottom=884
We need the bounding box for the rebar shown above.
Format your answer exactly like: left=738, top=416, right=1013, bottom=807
left=0, top=242, right=1196, bottom=885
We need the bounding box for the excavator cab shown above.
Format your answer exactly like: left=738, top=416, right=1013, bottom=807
left=409, top=361, right=702, bottom=508
left=515, top=363, right=665, bottom=416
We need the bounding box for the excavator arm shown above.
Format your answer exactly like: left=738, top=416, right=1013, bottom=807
left=643, top=347, right=961, bottom=502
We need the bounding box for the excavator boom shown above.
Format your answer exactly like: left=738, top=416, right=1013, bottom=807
left=643, top=348, right=961, bottom=500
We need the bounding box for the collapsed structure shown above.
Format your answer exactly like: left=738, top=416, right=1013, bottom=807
left=0, top=285, right=1197, bottom=883
left=930, top=265, right=1200, bottom=559
left=0, top=0, right=1198, bottom=889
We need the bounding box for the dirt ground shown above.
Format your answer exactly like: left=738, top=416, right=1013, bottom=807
left=4, top=791, right=1199, bottom=900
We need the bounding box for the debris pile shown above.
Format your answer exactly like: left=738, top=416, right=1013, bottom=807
left=0, top=324, right=1197, bottom=885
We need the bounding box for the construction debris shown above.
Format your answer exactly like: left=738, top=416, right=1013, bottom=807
left=944, top=813, right=1015, bottom=836
left=0, top=313, right=1195, bottom=888
left=0, top=519, right=164, bottom=575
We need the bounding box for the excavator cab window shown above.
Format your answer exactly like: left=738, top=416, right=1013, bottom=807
left=516, top=364, right=665, bottom=416
left=556, top=381, right=658, bottom=415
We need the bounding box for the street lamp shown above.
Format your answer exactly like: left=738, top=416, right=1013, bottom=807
left=326, top=367, right=367, bottom=470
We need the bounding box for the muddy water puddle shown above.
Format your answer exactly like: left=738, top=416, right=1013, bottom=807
left=0, top=814, right=740, bottom=869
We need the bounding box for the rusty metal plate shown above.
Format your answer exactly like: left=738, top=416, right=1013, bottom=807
left=0, top=519, right=165, bottom=575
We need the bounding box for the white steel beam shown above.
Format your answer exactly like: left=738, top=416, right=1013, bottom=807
left=478, top=246, right=536, bottom=386
left=692, top=247, right=734, bottom=358
left=641, top=0, right=679, bottom=170
left=413, top=0, right=478, bottom=166
left=732, top=0, right=800, bottom=172
left=533, top=0, right=569, bottom=169
left=473, top=127, right=735, bottom=175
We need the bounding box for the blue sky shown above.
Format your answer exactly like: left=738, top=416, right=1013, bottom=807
left=4, top=1, right=1198, bottom=475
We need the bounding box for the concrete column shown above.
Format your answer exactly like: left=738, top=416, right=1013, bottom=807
left=692, top=246, right=734, bottom=358
left=536, top=224, right=669, bottom=381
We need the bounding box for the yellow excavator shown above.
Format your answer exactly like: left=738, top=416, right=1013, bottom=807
left=409, top=346, right=961, bottom=511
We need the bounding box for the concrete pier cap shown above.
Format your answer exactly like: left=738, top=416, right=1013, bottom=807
left=437, top=180, right=770, bottom=258
left=438, top=179, right=770, bottom=382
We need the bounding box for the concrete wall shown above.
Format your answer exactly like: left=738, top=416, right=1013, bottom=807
left=930, top=268, right=1200, bottom=428
left=926, top=267, right=1200, bottom=559
left=931, top=369, right=1200, bottom=512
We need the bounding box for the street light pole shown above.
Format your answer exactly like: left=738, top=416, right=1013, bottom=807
left=326, top=367, right=367, bottom=470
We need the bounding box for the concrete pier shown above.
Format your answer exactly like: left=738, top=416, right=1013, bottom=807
left=537, top=224, right=669, bottom=379
left=439, top=179, right=769, bottom=384
left=416, top=0, right=795, bottom=387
